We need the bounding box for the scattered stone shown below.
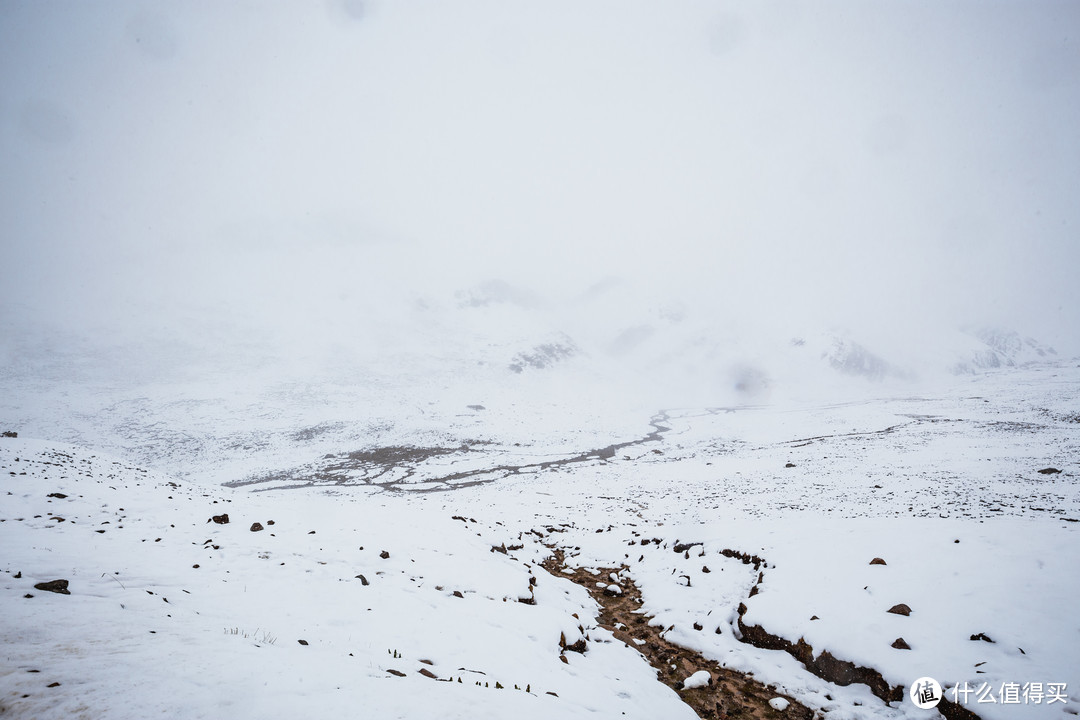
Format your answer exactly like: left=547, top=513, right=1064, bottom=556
left=209, top=514, right=229, bottom=524
left=47, top=682, right=60, bottom=688
left=357, top=574, right=369, bottom=586
left=1038, top=467, right=1061, bottom=475
left=46, top=493, right=67, bottom=499
left=891, top=637, right=911, bottom=650
left=298, top=639, right=309, bottom=646
left=250, top=522, right=264, bottom=532
left=418, top=668, right=437, bottom=679
left=2, top=431, right=17, bottom=438
left=869, top=558, right=887, bottom=565
left=379, top=550, right=390, bottom=559
left=387, top=669, right=406, bottom=677
left=24, top=593, right=33, bottom=598
left=192, top=564, right=200, bottom=569
left=14, top=571, right=21, bottom=578
left=559, top=632, right=587, bottom=654
left=702, top=565, right=710, bottom=573
left=693, top=622, right=703, bottom=631
left=784, top=462, right=796, bottom=468
left=810, top=615, right=820, bottom=621
left=970, top=633, right=995, bottom=643
left=33, top=579, right=70, bottom=595
left=452, top=591, right=464, bottom=598
left=886, top=603, right=911, bottom=616
left=267, top=520, right=275, bottom=525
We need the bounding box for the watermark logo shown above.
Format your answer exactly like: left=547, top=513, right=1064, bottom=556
left=909, top=677, right=1070, bottom=708
left=910, top=677, right=943, bottom=709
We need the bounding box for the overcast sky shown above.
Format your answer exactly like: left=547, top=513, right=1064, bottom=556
left=2, top=0, right=1078, bottom=366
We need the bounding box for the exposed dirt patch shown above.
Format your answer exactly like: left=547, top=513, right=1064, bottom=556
left=542, top=550, right=811, bottom=720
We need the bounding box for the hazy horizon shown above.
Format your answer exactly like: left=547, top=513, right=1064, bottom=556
left=3, top=1, right=1079, bottom=381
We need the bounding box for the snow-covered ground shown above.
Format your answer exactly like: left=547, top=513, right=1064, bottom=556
left=3, top=358, right=1078, bottom=719
left=4, top=2, right=1079, bottom=718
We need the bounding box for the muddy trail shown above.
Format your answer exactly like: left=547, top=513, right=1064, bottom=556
left=542, top=550, right=811, bottom=720
left=228, top=411, right=672, bottom=492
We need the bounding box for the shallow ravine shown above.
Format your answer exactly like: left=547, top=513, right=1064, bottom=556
left=541, top=549, right=811, bottom=720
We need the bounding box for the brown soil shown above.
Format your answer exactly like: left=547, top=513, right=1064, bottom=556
left=542, top=550, right=812, bottom=720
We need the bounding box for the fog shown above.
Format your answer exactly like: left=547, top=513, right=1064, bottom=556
left=3, top=0, right=1079, bottom=394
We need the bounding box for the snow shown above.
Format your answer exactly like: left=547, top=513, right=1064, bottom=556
left=2, top=360, right=1078, bottom=719
left=683, top=670, right=711, bottom=689
left=3, top=2, right=1078, bottom=717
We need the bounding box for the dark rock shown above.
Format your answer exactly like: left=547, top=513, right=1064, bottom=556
left=418, top=668, right=437, bottom=679
left=2, top=431, right=17, bottom=438
left=737, top=604, right=904, bottom=702
left=14, top=571, right=21, bottom=578
left=970, top=633, right=995, bottom=643
left=298, top=639, right=309, bottom=646
left=357, top=574, right=369, bottom=586
left=887, top=603, right=911, bottom=616
left=559, top=632, right=587, bottom=654
left=387, top=669, right=406, bottom=677
left=47, top=493, right=67, bottom=499
left=267, top=520, right=275, bottom=525
left=869, top=558, right=887, bottom=565
left=1038, top=467, right=1061, bottom=474
left=209, top=514, right=229, bottom=524
left=693, top=622, right=703, bottom=631
left=785, top=462, right=796, bottom=468
left=33, top=579, right=70, bottom=595
left=702, top=565, right=710, bottom=573
left=47, top=682, right=60, bottom=687
left=24, top=593, right=33, bottom=598
left=379, top=550, right=390, bottom=559
left=250, top=522, right=264, bottom=532
left=891, top=637, right=911, bottom=650
left=452, top=590, right=464, bottom=598
left=810, top=615, right=820, bottom=621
